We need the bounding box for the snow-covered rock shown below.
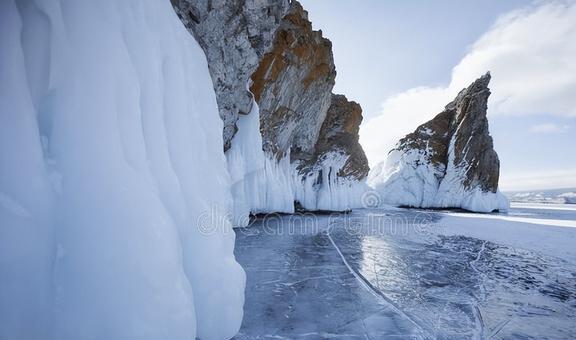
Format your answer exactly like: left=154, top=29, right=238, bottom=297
left=174, top=0, right=370, bottom=222
left=301, top=94, right=370, bottom=181
left=226, top=100, right=368, bottom=225
left=369, top=73, right=509, bottom=213
left=0, top=1, right=244, bottom=339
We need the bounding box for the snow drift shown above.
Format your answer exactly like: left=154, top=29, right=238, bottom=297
left=0, top=0, right=244, bottom=339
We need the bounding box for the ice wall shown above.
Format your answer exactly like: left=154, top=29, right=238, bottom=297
left=226, top=101, right=294, bottom=225
left=226, top=101, right=368, bottom=226
left=369, top=149, right=509, bottom=213
left=0, top=0, right=244, bottom=339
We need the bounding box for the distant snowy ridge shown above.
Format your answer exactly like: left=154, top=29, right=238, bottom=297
left=0, top=1, right=244, bottom=339
left=369, top=73, right=509, bottom=213
left=506, top=188, right=576, bottom=204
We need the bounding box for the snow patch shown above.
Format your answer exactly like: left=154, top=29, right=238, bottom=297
left=436, top=207, right=576, bottom=262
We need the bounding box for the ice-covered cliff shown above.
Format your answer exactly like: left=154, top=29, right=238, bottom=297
left=173, top=0, right=369, bottom=223
left=0, top=1, right=244, bottom=339
left=171, top=0, right=290, bottom=151
left=368, top=73, right=509, bottom=213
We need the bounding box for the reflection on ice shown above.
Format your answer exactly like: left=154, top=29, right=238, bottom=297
left=234, top=214, right=425, bottom=339
left=234, top=208, right=576, bottom=339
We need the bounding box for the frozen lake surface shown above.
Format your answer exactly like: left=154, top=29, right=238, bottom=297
left=233, top=205, right=576, bottom=339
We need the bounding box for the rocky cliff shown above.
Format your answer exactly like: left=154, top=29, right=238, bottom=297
left=250, top=1, right=335, bottom=161
left=299, top=94, right=369, bottom=180
left=368, top=73, right=509, bottom=212
left=171, top=0, right=290, bottom=150
left=172, top=0, right=369, bottom=220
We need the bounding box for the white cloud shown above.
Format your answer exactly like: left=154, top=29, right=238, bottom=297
left=529, top=123, right=570, bottom=133
left=360, top=86, right=451, bottom=165
left=499, top=169, right=576, bottom=191
left=361, top=1, right=576, bottom=165
left=452, top=1, right=576, bottom=117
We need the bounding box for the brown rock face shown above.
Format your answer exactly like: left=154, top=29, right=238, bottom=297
left=171, top=0, right=290, bottom=150
left=250, top=1, right=368, bottom=181
left=250, top=1, right=336, bottom=160
left=398, top=72, right=500, bottom=193
left=299, top=94, right=369, bottom=180
left=447, top=74, right=500, bottom=192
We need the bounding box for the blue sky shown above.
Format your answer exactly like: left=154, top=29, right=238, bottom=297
left=300, top=0, right=576, bottom=191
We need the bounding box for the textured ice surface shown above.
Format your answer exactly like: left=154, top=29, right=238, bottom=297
left=234, top=206, right=576, bottom=339
left=0, top=1, right=244, bottom=339
left=234, top=214, right=425, bottom=339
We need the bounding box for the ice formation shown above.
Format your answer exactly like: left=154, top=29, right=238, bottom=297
left=369, top=73, right=509, bottom=213
left=227, top=100, right=368, bottom=226
left=174, top=0, right=370, bottom=224
left=0, top=0, right=244, bottom=339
